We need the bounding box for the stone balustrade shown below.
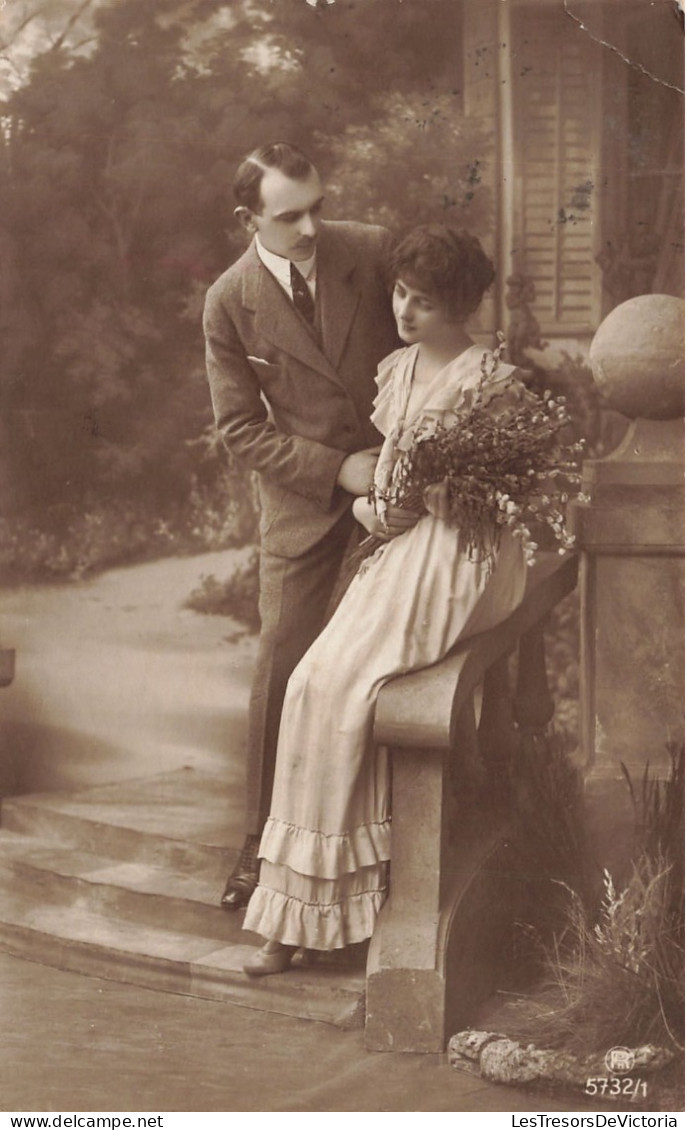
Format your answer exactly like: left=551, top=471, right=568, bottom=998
left=365, top=292, right=684, bottom=1054
left=569, top=293, right=684, bottom=872
left=365, top=551, right=578, bottom=1053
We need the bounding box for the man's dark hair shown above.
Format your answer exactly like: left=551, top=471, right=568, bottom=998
left=233, top=143, right=316, bottom=214
left=388, top=225, right=495, bottom=321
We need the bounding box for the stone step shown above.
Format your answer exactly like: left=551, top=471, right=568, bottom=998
left=0, top=769, right=367, bottom=1028
left=0, top=882, right=365, bottom=1027
left=0, top=830, right=249, bottom=944
left=1, top=768, right=236, bottom=872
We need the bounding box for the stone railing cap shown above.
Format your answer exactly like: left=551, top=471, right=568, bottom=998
left=589, top=294, right=684, bottom=420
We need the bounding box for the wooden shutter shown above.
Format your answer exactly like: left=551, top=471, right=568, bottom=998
left=512, top=10, right=601, bottom=334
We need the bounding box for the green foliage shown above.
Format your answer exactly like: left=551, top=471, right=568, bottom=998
left=530, top=352, right=629, bottom=741
left=0, top=0, right=486, bottom=565
left=510, top=744, right=684, bottom=1056
left=627, top=742, right=685, bottom=871
left=182, top=550, right=260, bottom=632
left=0, top=461, right=257, bottom=580
left=325, top=93, right=492, bottom=235
left=380, top=360, right=581, bottom=567
left=524, top=352, right=629, bottom=460
left=510, top=730, right=598, bottom=970
left=545, top=590, right=580, bottom=737
left=532, top=850, right=683, bottom=1054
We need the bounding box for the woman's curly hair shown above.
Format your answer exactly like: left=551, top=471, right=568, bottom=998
left=388, top=225, right=495, bottom=321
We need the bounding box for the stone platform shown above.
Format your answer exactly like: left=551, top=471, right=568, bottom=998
left=0, top=768, right=366, bottom=1028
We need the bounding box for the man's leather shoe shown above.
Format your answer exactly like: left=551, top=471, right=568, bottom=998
left=220, top=880, right=255, bottom=910
left=220, top=834, right=260, bottom=910
left=243, top=942, right=297, bottom=977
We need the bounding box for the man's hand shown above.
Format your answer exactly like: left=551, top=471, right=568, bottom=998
left=336, top=448, right=380, bottom=496
left=352, top=497, right=422, bottom=540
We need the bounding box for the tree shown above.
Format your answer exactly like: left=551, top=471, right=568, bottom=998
left=0, top=0, right=102, bottom=96
left=0, top=0, right=493, bottom=573
left=326, top=92, right=491, bottom=236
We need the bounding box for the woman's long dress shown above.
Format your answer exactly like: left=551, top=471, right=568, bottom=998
left=243, top=344, right=528, bottom=951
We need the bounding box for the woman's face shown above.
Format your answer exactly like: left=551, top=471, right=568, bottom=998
left=392, top=278, right=455, bottom=346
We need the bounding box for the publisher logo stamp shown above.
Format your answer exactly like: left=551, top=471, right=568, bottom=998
left=604, top=1046, right=636, bottom=1075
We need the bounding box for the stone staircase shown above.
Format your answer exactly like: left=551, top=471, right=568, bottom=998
left=0, top=768, right=366, bottom=1027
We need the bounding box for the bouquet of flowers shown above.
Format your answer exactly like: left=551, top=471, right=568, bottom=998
left=368, top=342, right=588, bottom=572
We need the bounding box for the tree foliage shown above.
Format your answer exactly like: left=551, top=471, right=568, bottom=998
left=0, top=0, right=493, bottom=573
left=325, top=93, right=491, bottom=235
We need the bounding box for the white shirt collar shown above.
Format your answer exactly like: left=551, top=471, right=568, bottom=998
left=255, top=236, right=317, bottom=290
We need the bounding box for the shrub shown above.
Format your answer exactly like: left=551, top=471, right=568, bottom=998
left=526, top=851, right=683, bottom=1055
left=545, top=590, right=580, bottom=738
left=509, top=743, right=684, bottom=1055
left=182, top=550, right=260, bottom=632
left=533, top=353, right=629, bottom=742
left=0, top=462, right=258, bottom=582
left=525, top=351, right=629, bottom=460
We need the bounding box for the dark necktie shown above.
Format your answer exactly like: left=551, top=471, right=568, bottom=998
left=290, top=262, right=315, bottom=326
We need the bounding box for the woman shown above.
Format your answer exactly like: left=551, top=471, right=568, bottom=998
left=242, top=226, right=529, bottom=974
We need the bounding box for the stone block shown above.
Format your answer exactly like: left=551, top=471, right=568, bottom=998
left=570, top=292, right=684, bottom=871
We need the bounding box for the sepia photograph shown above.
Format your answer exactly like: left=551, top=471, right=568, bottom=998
left=0, top=0, right=684, bottom=1118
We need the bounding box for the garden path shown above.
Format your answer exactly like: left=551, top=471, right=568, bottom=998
left=0, top=549, right=257, bottom=800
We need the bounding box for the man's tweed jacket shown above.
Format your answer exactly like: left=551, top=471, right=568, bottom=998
left=203, top=221, right=399, bottom=557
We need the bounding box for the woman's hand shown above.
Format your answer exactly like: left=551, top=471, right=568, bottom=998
left=336, top=447, right=381, bottom=495
left=352, top=497, right=421, bottom=540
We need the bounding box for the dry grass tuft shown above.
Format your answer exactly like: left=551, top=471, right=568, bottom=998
left=509, top=743, right=684, bottom=1057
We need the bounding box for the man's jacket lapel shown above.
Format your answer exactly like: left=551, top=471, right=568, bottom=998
left=241, top=237, right=347, bottom=388
left=316, top=225, right=361, bottom=373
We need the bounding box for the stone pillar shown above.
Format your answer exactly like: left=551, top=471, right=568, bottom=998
left=569, top=294, right=684, bottom=872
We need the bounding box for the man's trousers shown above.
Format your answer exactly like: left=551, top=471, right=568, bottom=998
left=244, top=510, right=356, bottom=836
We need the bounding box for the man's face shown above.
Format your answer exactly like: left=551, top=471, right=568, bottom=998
left=247, top=167, right=325, bottom=262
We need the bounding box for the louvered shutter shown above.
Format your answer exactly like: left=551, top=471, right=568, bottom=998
left=512, top=11, right=602, bottom=334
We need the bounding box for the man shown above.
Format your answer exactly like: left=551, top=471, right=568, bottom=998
left=203, top=142, right=401, bottom=908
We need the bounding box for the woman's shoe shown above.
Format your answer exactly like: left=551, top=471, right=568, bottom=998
left=243, top=941, right=298, bottom=977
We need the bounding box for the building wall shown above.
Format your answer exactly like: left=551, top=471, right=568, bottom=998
left=462, top=0, right=501, bottom=341
left=462, top=0, right=684, bottom=362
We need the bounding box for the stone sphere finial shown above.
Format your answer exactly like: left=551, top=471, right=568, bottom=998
left=589, top=294, right=684, bottom=420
